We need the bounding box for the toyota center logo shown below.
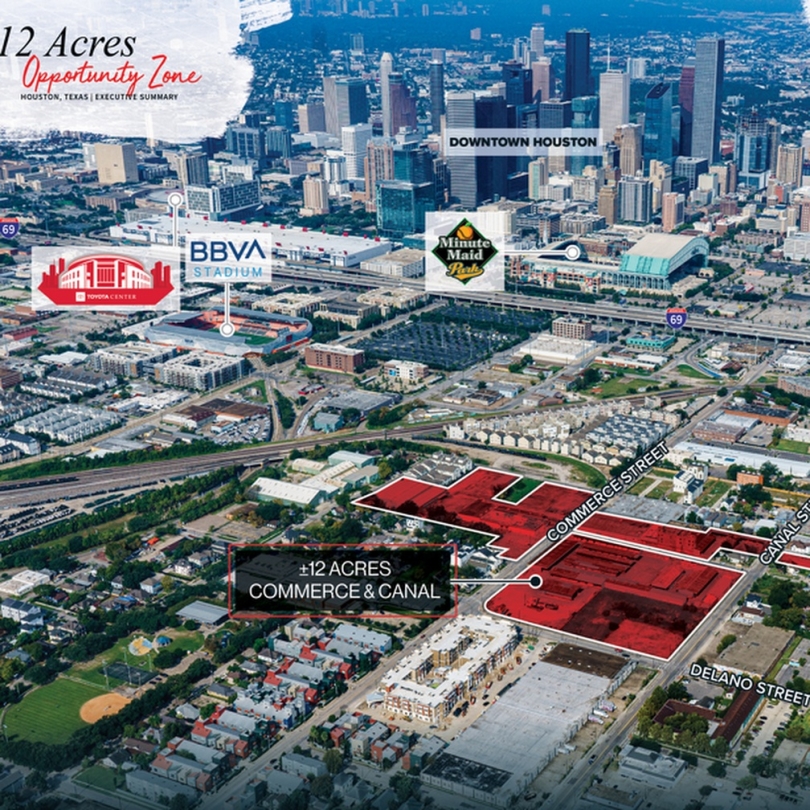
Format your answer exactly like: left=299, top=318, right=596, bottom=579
left=431, top=218, right=499, bottom=286
left=32, top=247, right=180, bottom=311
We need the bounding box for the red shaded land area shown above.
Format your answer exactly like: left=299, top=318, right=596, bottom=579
left=358, top=469, right=810, bottom=571
left=356, top=469, right=592, bottom=560
left=580, top=513, right=769, bottom=559
left=485, top=535, right=742, bottom=659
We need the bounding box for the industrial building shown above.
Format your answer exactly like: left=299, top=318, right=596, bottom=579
left=421, top=655, right=627, bottom=807
left=518, top=335, right=599, bottom=366
left=251, top=451, right=379, bottom=507
left=380, top=616, right=519, bottom=724
left=323, top=389, right=400, bottom=417
left=154, top=353, right=249, bottom=391
left=671, top=441, right=810, bottom=478
left=359, top=249, right=425, bottom=278
left=692, top=412, right=757, bottom=444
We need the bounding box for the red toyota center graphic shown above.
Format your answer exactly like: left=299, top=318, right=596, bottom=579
left=37, top=253, right=175, bottom=307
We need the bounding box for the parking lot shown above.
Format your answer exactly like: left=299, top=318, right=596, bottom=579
left=357, top=305, right=549, bottom=371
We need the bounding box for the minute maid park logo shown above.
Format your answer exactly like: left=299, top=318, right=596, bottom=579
left=431, top=218, right=499, bottom=285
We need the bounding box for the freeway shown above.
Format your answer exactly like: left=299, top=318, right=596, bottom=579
left=0, top=423, right=448, bottom=510
left=272, top=263, right=806, bottom=345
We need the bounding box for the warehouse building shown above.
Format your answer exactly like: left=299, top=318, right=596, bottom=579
left=421, top=656, right=625, bottom=807
left=518, top=335, right=599, bottom=366
left=359, top=249, right=425, bottom=278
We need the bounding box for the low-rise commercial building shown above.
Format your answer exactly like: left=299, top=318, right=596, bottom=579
left=618, top=745, right=686, bottom=790
left=360, top=249, right=425, bottom=278
left=518, top=335, right=599, bottom=366
left=383, top=360, right=429, bottom=383
left=304, top=343, right=365, bottom=373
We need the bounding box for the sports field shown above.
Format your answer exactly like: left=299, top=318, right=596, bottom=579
left=4, top=678, right=105, bottom=744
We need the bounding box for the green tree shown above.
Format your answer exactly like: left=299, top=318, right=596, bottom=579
left=324, top=747, right=343, bottom=775
left=310, top=775, right=333, bottom=800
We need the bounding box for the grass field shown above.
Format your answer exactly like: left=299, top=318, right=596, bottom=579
left=774, top=439, right=810, bottom=455
left=648, top=481, right=672, bottom=501
left=696, top=479, right=733, bottom=507
left=525, top=461, right=552, bottom=471
left=591, top=376, right=652, bottom=398
left=628, top=476, right=656, bottom=496
left=502, top=477, right=542, bottom=502
left=541, top=453, right=607, bottom=488
left=75, top=765, right=124, bottom=792
left=676, top=364, right=715, bottom=380
left=4, top=678, right=104, bottom=744
left=233, top=379, right=268, bottom=403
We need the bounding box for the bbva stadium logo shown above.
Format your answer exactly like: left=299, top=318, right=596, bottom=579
left=431, top=218, right=498, bottom=285
left=37, top=253, right=175, bottom=308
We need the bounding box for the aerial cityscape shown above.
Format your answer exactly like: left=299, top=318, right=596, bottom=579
left=4, top=0, right=810, bottom=809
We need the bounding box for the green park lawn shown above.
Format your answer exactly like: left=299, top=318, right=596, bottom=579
left=676, top=364, right=715, bottom=380
left=4, top=678, right=102, bottom=744
left=502, top=477, right=542, bottom=502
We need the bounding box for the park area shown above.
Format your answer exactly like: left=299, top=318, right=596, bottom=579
left=3, top=629, right=204, bottom=743
left=4, top=678, right=105, bottom=744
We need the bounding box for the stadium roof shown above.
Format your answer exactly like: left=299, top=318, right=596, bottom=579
left=624, top=233, right=707, bottom=259
left=619, top=233, right=709, bottom=279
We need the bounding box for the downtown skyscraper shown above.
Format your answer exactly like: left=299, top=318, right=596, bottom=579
left=323, top=76, right=369, bottom=137
left=599, top=70, right=630, bottom=145
left=380, top=52, right=395, bottom=137
left=678, top=59, right=695, bottom=155
left=564, top=29, right=592, bottom=100
left=690, top=38, right=725, bottom=163
left=429, top=60, right=445, bottom=133
left=643, top=83, right=673, bottom=169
